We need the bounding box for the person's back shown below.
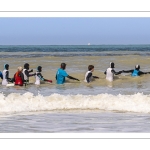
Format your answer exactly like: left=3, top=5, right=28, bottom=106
left=106, top=67, right=114, bottom=82
left=104, top=62, right=122, bottom=82
left=56, top=63, right=80, bottom=84
left=56, top=68, right=68, bottom=84
left=14, top=67, right=24, bottom=86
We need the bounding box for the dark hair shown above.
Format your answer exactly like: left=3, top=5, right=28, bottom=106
left=24, top=63, right=29, bottom=70
left=88, top=65, right=94, bottom=71
left=37, top=66, right=42, bottom=72
left=61, top=63, right=66, bottom=70
left=5, top=64, right=9, bottom=70
left=110, top=62, right=115, bottom=68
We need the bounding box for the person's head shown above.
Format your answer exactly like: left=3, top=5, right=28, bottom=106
left=4, top=64, right=9, bottom=70
left=18, top=66, right=23, bottom=72
left=24, top=63, right=29, bottom=70
left=110, top=62, right=115, bottom=68
left=88, top=65, right=94, bottom=72
left=135, top=64, right=140, bottom=70
left=61, top=63, right=66, bottom=70
left=37, top=66, right=42, bottom=72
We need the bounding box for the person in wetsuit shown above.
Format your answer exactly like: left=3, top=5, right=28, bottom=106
left=104, top=62, right=122, bottom=82
left=35, top=66, right=52, bottom=85
left=56, top=63, right=80, bottom=84
left=2, top=64, right=13, bottom=85
left=122, top=65, right=150, bottom=76
left=23, top=63, right=35, bottom=84
left=14, top=66, right=24, bottom=86
left=84, top=65, right=99, bottom=83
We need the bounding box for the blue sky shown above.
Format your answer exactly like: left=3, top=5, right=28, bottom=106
left=0, top=18, right=150, bottom=45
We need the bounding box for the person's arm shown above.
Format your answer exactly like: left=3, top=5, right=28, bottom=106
left=111, top=69, right=122, bottom=75
left=93, top=76, right=99, bottom=79
left=37, top=73, right=52, bottom=83
left=28, top=69, right=33, bottom=73
left=25, top=70, right=35, bottom=77
left=138, top=71, right=150, bottom=75
left=67, top=75, right=80, bottom=81
left=122, top=70, right=134, bottom=73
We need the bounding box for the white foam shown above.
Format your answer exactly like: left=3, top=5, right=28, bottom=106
left=0, top=92, right=150, bottom=114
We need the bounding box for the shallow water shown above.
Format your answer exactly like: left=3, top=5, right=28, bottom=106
left=0, top=45, right=150, bottom=132
left=0, top=110, right=150, bottom=133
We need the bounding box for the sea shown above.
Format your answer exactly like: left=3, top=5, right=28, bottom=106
left=0, top=45, right=150, bottom=133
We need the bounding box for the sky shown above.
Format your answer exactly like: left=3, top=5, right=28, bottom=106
left=0, top=18, right=150, bottom=45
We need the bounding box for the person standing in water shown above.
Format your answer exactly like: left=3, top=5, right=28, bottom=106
left=35, top=66, right=52, bottom=85
left=104, top=62, right=122, bottom=82
left=23, top=63, right=35, bottom=84
left=56, top=63, right=80, bottom=84
left=122, top=65, right=150, bottom=76
left=84, top=65, right=99, bottom=83
left=2, top=64, right=13, bottom=85
left=14, top=66, right=24, bottom=86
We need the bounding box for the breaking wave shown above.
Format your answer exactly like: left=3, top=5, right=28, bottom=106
left=0, top=92, right=150, bottom=114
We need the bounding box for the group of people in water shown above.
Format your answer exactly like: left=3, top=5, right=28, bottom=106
left=0, top=62, right=150, bottom=86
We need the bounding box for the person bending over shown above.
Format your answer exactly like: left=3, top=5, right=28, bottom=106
left=56, top=63, right=80, bottom=84
left=35, top=66, right=52, bottom=85
left=84, top=65, right=99, bottom=83
left=104, top=62, right=122, bottom=82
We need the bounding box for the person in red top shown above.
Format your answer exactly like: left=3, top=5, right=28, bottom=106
left=14, top=66, right=24, bottom=86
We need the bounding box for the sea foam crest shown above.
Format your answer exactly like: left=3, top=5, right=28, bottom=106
left=0, top=92, right=150, bottom=114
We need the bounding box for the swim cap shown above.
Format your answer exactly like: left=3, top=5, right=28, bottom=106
left=18, top=66, right=23, bottom=71
left=61, top=63, right=66, bottom=70
left=37, top=66, right=42, bottom=72
left=135, top=64, right=140, bottom=70
left=110, top=62, right=115, bottom=68
left=4, top=64, right=9, bottom=70
left=24, top=63, right=29, bottom=70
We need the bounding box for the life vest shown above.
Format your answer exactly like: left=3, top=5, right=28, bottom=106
left=106, top=68, right=114, bottom=82
left=14, top=71, right=23, bottom=86
left=132, top=69, right=139, bottom=76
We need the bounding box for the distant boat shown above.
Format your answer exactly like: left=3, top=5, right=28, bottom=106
left=88, top=43, right=90, bottom=45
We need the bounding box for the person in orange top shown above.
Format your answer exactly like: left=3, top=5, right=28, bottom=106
left=14, top=66, right=24, bottom=86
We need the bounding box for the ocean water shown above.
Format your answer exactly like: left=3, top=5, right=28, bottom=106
left=0, top=45, right=150, bottom=132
